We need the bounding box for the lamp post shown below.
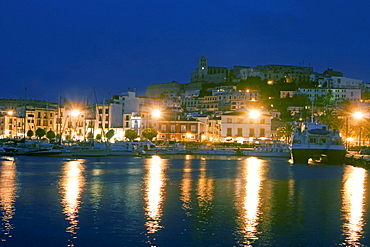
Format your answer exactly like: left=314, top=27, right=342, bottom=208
left=353, top=111, right=364, bottom=146
left=70, top=109, right=81, bottom=141
left=345, top=116, right=349, bottom=150
left=7, top=110, right=14, bottom=138
left=151, top=109, right=161, bottom=141
left=249, top=110, right=260, bottom=144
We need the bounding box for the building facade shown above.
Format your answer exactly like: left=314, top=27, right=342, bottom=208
left=220, top=111, right=272, bottom=143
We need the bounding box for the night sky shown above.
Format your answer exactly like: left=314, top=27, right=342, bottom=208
left=1, top=0, right=370, bottom=103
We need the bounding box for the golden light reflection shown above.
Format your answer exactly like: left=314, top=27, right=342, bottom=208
left=181, top=159, right=192, bottom=214
left=0, top=157, right=17, bottom=241
left=197, top=160, right=214, bottom=210
left=59, top=159, right=86, bottom=241
left=90, top=169, right=103, bottom=212
left=144, top=156, right=167, bottom=234
left=341, top=166, right=367, bottom=246
left=236, top=157, right=264, bottom=246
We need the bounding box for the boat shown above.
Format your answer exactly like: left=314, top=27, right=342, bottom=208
left=108, top=141, right=139, bottom=156
left=192, top=148, right=237, bottom=155
left=63, top=143, right=108, bottom=157
left=24, top=148, right=65, bottom=156
left=135, top=140, right=170, bottom=155
left=0, top=140, right=54, bottom=156
left=243, top=140, right=291, bottom=158
left=291, top=122, right=346, bottom=164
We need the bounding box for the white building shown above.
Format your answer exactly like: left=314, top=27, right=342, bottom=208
left=318, top=76, right=363, bottom=88
left=220, top=110, right=272, bottom=143
left=298, top=88, right=361, bottom=103
left=117, top=91, right=140, bottom=113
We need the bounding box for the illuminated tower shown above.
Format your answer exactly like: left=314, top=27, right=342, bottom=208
left=198, top=56, right=208, bottom=78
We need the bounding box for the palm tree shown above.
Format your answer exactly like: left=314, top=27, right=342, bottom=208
left=277, top=123, right=293, bottom=143
left=318, top=109, right=342, bottom=130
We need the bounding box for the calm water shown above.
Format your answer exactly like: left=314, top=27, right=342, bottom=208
left=1, top=155, right=370, bottom=247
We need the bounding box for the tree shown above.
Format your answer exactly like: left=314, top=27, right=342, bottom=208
left=35, top=128, right=46, bottom=139
left=142, top=128, right=158, bottom=141
left=96, top=134, right=102, bottom=141
left=106, top=129, right=115, bottom=140
left=276, top=123, right=294, bottom=143
left=46, top=130, right=56, bottom=142
left=318, top=109, right=342, bottom=130
left=125, top=129, right=138, bottom=141
left=27, top=130, right=34, bottom=139
left=87, top=132, right=94, bottom=139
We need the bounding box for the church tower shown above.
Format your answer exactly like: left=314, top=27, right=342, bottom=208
left=198, top=56, right=208, bottom=78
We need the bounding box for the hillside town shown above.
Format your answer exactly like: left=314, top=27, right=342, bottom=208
left=1, top=56, right=369, bottom=149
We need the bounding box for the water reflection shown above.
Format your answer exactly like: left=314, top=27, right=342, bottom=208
left=0, top=157, right=17, bottom=241
left=341, top=166, right=367, bottom=246
left=196, top=159, right=214, bottom=221
left=143, top=155, right=167, bottom=235
left=235, top=157, right=264, bottom=246
left=59, top=159, right=86, bottom=245
left=181, top=158, right=192, bottom=215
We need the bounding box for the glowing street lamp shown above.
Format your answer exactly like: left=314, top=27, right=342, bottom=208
left=249, top=110, right=260, bottom=119
left=353, top=111, right=364, bottom=146
left=70, top=110, right=80, bottom=117
left=7, top=110, right=14, bottom=116
left=152, top=109, right=161, bottom=118
left=353, top=111, right=364, bottom=120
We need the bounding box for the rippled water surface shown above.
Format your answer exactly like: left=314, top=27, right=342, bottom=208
left=1, top=155, right=370, bottom=246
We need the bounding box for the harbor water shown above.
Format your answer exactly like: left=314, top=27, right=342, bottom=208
left=1, top=155, right=370, bottom=247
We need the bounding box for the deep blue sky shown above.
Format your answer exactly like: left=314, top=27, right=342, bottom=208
left=1, top=0, right=369, bottom=103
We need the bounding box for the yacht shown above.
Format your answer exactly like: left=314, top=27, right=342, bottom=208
left=291, top=122, right=346, bottom=164
left=243, top=140, right=291, bottom=158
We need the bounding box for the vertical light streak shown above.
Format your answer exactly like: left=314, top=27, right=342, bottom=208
left=0, top=157, right=17, bottom=241
left=197, top=159, right=214, bottom=209
left=60, top=159, right=86, bottom=242
left=144, top=155, right=167, bottom=234
left=181, top=159, right=192, bottom=214
left=341, top=166, right=367, bottom=246
left=236, top=157, right=264, bottom=246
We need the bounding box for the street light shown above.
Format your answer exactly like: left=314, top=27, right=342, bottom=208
left=152, top=109, right=161, bottom=118
left=71, top=109, right=80, bottom=117
left=70, top=109, right=81, bottom=141
left=248, top=110, right=261, bottom=143
left=249, top=110, right=260, bottom=119
left=353, top=111, right=364, bottom=120
left=353, top=111, right=364, bottom=146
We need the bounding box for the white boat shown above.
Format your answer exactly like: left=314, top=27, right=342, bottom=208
left=135, top=140, right=170, bottom=155
left=192, top=148, right=237, bottom=155
left=63, top=144, right=108, bottom=157
left=108, top=141, right=139, bottom=156
left=291, top=122, right=346, bottom=164
left=0, top=145, right=30, bottom=155
left=244, top=140, right=291, bottom=158
left=0, top=140, right=53, bottom=156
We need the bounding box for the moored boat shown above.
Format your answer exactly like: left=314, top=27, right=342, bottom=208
left=192, top=148, right=237, bottom=155
left=244, top=140, right=291, bottom=158
left=135, top=140, right=170, bottom=155
left=108, top=141, right=139, bottom=156
left=291, top=122, right=346, bottom=164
